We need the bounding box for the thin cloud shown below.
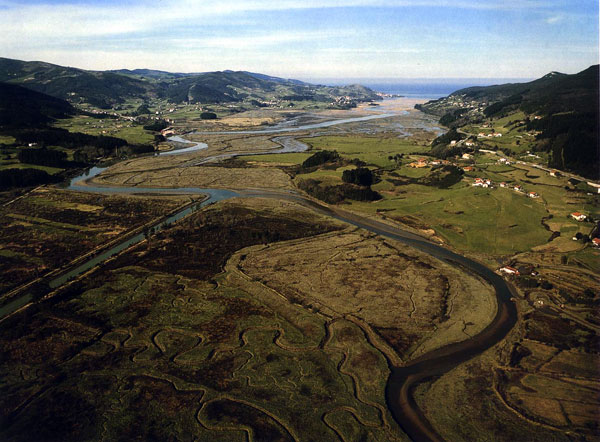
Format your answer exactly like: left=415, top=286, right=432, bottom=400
left=545, top=15, right=563, bottom=24
left=0, top=0, right=595, bottom=78
left=0, top=0, right=572, bottom=42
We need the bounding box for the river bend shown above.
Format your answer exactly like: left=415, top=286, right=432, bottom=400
left=0, top=112, right=517, bottom=442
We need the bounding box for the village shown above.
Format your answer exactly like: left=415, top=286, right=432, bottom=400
left=403, top=145, right=598, bottom=272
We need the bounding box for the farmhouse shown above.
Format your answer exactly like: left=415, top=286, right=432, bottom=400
left=473, top=178, right=492, bottom=188
left=499, top=266, right=520, bottom=275
left=592, top=238, right=600, bottom=247
left=571, top=212, right=587, bottom=222
left=500, top=182, right=507, bottom=188
left=587, top=182, right=600, bottom=194
left=513, top=185, right=524, bottom=192
left=409, top=160, right=428, bottom=168
left=528, top=192, right=539, bottom=198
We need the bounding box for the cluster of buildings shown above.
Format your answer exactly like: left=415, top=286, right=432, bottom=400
left=568, top=214, right=600, bottom=248
left=471, top=178, right=539, bottom=198
left=330, top=95, right=358, bottom=107
left=477, top=132, right=503, bottom=138
left=408, top=158, right=451, bottom=168
left=472, top=178, right=493, bottom=188
left=160, top=127, right=176, bottom=137
left=499, top=264, right=539, bottom=277
left=570, top=212, right=587, bottom=222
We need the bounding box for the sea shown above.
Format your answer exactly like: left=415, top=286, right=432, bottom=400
left=307, top=78, right=533, bottom=100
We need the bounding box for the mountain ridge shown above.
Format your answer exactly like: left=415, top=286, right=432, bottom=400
left=417, top=65, right=599, bottom=179
left=0, top=57, right=380, bottom=109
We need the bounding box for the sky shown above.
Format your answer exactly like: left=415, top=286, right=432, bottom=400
left=0, top=0, right=598, bottom=80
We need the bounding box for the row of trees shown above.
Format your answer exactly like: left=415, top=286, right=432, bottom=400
left=17, top=147, right=68, bottom=168
left=297, top=179, right=381, bottom=204
left=13, top=128, right=127, bottom=151
left=0, top=168, right=60, bottom=189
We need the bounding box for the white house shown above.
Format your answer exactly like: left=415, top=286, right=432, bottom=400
left=499, top=266, right=520, bottom=275
left=586, top=182, right=600, bottom=194
left=473, top=178, right=492, bottom=188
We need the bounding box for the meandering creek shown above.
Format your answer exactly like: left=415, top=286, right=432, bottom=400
left=0, top=108, right=516, bottom=442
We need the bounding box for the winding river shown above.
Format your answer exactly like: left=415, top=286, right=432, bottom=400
left=0, top=109, right=517, bottom=442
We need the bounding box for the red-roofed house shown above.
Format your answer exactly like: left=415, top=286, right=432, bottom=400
left=571, top=212, right=587, bottom=222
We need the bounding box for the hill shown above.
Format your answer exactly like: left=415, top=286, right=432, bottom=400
left=0, top=82, right=75, bottom=129
left=0, top=58, right=380, bottom=109
left=0, top=58, right=151, bottom=109
left=418, top=66, right=599, bottom=179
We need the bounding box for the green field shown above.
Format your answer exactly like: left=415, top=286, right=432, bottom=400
left=54, top=115, right=155, bottom=145
left=243, top=152, right=313, bottom=164
left=355, top=182, right=549, bottom=255
left=244, top=134, right=599, bottom=258
left=300, top=135, right=428, bottom=167
left=0, top=135, right=16, bottom=145
left=463, top=111, right=538, bottom=155
left=0, top=162, right=64, bottom=174
left=282, top=134, right=576, bottom=256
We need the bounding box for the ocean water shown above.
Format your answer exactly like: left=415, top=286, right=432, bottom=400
left=363, top=79, right=532, bottom=99
left=363, top=82, right=477, bottom=99
left=309, top=78, right=533, bottom=100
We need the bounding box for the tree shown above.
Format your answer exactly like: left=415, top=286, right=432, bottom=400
left=342, top=167, right=374, bottom=186
left=301, top=150, right=340, bottom=168
left=136, top=104, right=151, bottom=115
